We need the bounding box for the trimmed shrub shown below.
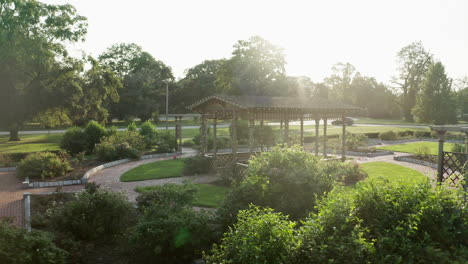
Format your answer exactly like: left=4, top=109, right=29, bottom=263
left=17, top=152, right=72, bottom=180
left=156, top=130, right=176, bottom=153
left=139, top=121, right=158, bottom=148
left=323, top=161, right=368, bottom=185
left=415, top=130, right=430, bottom=139
left=0, top=220, right=67, bottom=264
left=49, top=183, right=135, bottom=242
left=183, top=155, right=213, bottom=175
left=61, top=127, right=87, bottom=155
left=379, top=130, right=398, bottom=141
left=397, top=130, right=414, bottom=137
left=84, top=121, right=107, bottom=152
left=94, top=131, right=145, bottom=161
left=205, top=206, right=299, bottom=264
left=127, top=121, right=137, bottom=132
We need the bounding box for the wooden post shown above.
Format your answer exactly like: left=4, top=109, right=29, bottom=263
left=231, top=112, right=238, bottom=161
left=201, top=113, right=207, bottom=155
left=315, top=118, right=320, bottom=155
left=464, top=132, right=468, bottom=195
left=341, top=114, right=346, bottom=162
left=249, top=118, right=255, bottom=154
left=323, top=118, right=327, bottom=157
left=436, top=131, right=446, bottom=183
left=284, top=117, right=289, bottom=145
left=300, top=116, right=304, bottom=147
left=213, top=117, right=217, bottom=158
left=260, top=119, right=264, bottom=152
left=179, top=116, right=183, bottom=153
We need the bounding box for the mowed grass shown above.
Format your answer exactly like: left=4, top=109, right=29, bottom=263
left=135, top=183, right=230, bottom=208
left=376, top=141, right=457, bottom=155
left=120, top=158, right=185, bottom=182
left=353, top=117, right=430, bottom=126
left=360, top=161, right=427, bottom=185
left=0, top=134, right=62, bottom=154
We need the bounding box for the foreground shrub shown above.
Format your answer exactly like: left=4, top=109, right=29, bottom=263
left=49, top=183, right=135, bottom=242
left=183, top=155, right=212, bottom=175
left=0, top=220, right=67, bottom=264
left=379, top=130, right=398, bottom=141
left=323, top=161, right=368, bottom=185
left=218, top=145, right=336, bottom=226
left=61, top=127, right=87, bottom=155
left=130, top=184, right=215, bottom=263
left=94, top=131, right=145, bottom=161
left=17, top=152, right=71, bottom=180
left=139, top=121, right=158, bottom=148
left=136, top=183, right=198, bottom=211
left=294, top=181, right=468, bottom=263
left=84, top=121, right=107, bottom=152
left=205, top=206, right=299, bottom=264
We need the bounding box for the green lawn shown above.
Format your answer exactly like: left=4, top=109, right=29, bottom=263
left=120, top=158, right=185, bottom=182
left=191, top=183, right=230, bottom=207
left=135, top=183, right=230, bottom=208
left=360, top=161, right=427, bottom=186
left=376, top=141, right=456, bottom=155
left=0, top=134, right=62, bottom=154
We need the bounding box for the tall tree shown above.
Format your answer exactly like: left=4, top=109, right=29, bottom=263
left=0, top=0, right=87, bottom=140
left=324, top=62, right=357, bottom=104
left=175, top=59, right=226, bottom=112
left=393, top=41, right=432, bottom=121
left=412, top=62, right=457, bottom=124
left=99, top=44, right=173, bottom=121
left=98, top=43, right=143, bottom=78
left=217, top=36, right=286, bottom=96
left=68, top=58, right=122, bottom=125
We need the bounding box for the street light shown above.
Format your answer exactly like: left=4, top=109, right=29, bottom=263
left=163, top=80, right=169, bottom=130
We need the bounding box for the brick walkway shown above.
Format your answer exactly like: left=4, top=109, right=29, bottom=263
left=0, top=171, right=82, bottom=227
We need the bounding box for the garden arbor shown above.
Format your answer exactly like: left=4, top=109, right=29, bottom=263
left=188, top=95, right=360, bottom=163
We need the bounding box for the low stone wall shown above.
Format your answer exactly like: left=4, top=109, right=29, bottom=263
left=0, top=167, right=16, bottom=172
left=81, top=152, right=177, bottom=184
left=394, top=155, right=437, bottom=169
left=23, top=152, right=178, bottom=188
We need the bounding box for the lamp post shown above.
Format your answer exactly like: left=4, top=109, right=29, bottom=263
left=164, top=80, right=169, bottom=130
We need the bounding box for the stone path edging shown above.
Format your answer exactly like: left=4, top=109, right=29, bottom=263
left=21, top=152, right=178, bottom=189
left=394, top=155, right=438, bottom=169
left=0, top=167, right=16, bottom=172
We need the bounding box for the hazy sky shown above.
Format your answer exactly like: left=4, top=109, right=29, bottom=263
left=44, top=0, right=468, bottom=84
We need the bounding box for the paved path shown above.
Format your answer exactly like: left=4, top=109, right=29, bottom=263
left=88, top=153, right=216, bottom=202
left=0, top=172, right=82, bottom=227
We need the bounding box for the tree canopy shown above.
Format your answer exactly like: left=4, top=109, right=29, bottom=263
left=0, top=0, right=87, bottom=140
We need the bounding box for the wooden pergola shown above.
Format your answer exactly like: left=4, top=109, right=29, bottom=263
left=188, top=95, right=361, bottom=162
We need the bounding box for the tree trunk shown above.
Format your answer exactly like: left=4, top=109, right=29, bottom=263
left=9, top=125, right=20, bottom=141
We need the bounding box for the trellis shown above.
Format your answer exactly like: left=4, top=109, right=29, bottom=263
left=430, top=126, right=468, bottom=189
left=442, top=151, right=466, bottom=185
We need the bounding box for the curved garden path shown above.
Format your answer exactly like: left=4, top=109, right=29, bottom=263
left=87, top=152, right=217, bottom=202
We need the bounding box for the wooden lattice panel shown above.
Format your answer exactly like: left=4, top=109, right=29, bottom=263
left=442, top=151, right=466, bottom=185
